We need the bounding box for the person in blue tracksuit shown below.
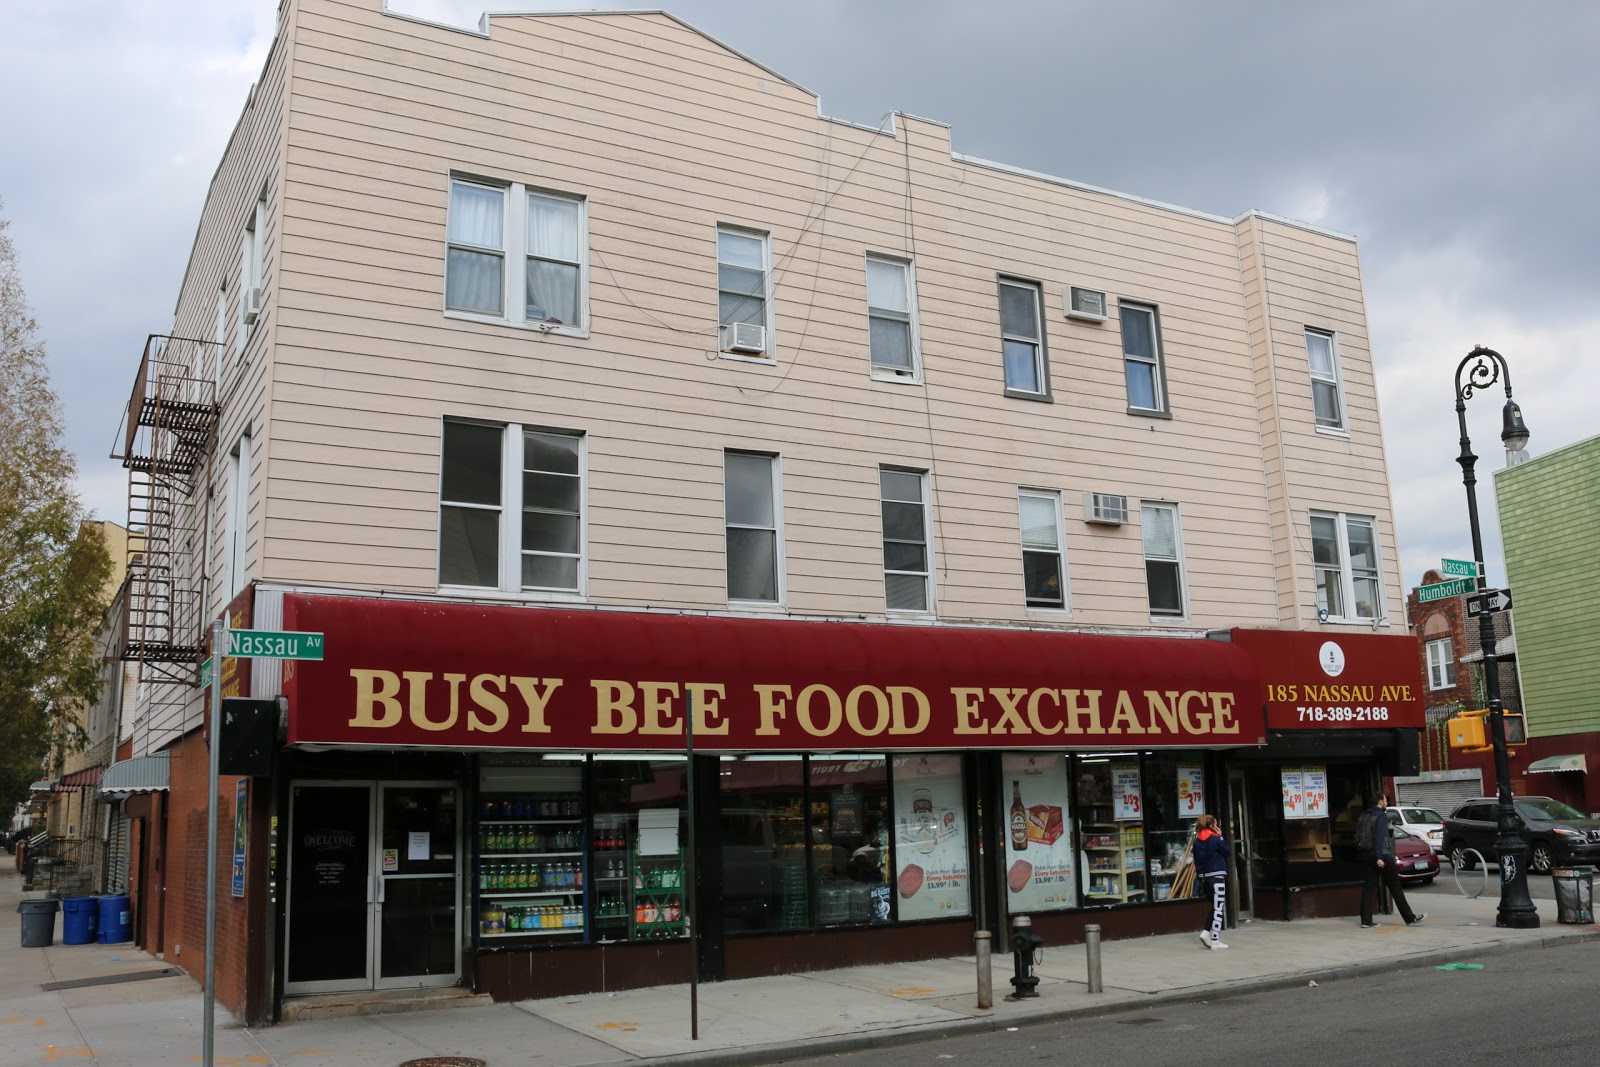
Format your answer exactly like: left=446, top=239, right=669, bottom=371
left=1193, top=814, right=1232, bottom=950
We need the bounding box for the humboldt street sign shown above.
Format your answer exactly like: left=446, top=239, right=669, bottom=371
left=1417, top=578, right=1475, bottom=604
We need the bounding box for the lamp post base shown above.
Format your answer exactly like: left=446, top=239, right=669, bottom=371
left=1494, top=813, right=1540, bottom=929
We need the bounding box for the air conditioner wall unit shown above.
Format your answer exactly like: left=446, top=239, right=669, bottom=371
left=1083, top=492, right=1129, bottom=525
left=1065, top=285, right=1108, bottom=323
left=719, top=322, right=767, bottom=354
left=242, top=287, right=262, bottom=326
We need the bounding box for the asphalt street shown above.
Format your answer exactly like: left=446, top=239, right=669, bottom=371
left=768, top=938, right=1600, bottom=1067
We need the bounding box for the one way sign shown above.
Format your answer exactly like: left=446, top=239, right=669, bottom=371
left=1465, top=588, right=1513, bottom=617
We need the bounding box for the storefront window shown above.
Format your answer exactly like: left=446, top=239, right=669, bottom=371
left=719, top=756, right=807, bottom=932
left=1075, top=756, right=1145, bottom=903
left=1141, top=752, right=1206, bottom=903
left=890, top=753, right=971, bottom=920
left=1001, top=753, right=1076, bottom=912
left=590, top=757, right=687, bottom=942
left=476, top=756, right=586, bottom=942
left=808, top=756, right=890, bottom=925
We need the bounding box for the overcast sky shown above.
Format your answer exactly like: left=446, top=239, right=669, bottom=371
left=2, top=0, right=1595, bottom=595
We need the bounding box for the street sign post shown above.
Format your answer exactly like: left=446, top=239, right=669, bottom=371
left=1440, top=558, right=1479, bottom=578
left=1417, top=577, right=1476, bottom=604
left=1465, top=588, right=1513, bottom=618
left=227, top=628, right=324, bottom=660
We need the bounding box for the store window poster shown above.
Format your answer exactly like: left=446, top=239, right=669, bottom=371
left=1178, top=765, right=1205, bottom=817
left=1302, top=766, right=1329, bottom=819
left=1112, top=764, right=1142, bottom=821
left=892, top=754, right=970, bottom=921
left=1002, top=754, right=1076, bottom=911
left=1281, top=768, right=1307, bottom=819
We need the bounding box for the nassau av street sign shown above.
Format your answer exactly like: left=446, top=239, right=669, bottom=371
left=1440, top=558, right=1479, bottom=578
left=227, top=629, right=325, bottom=660
left=1417, top=578, right=1475, bottom=604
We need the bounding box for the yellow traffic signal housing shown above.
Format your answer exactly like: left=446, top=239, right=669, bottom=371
left=1447, top=709, right=1528, bottom=751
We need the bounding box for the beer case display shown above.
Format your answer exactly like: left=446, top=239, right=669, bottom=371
left=475, top=791, right=586, bottom=939
left=590, top=813, right=633, bottom=939
left=632, top=844, right=685, bottom=940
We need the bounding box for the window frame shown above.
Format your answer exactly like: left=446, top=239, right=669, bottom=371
left=1118, top=300, right=1171, bottom=417
left=865, top=253, right=921, bottom=383
left=436, top=418, right=589, bottom=599
left=1017, top=488, right=1070, bottom=612
left=1305, top=327, right=1347, bottom=433
left=879, top=465, right=935, bottom=615
left=224, top=432, right=251, bottom=598
left=1425, top=637, right=1456, bottom=690
left=716, top=224, right=774, bottom=362
left=1309, top=510, right=1385, bottom=623
left=997, top=277, right=1050, bottom=401
left=237, top=195, right=264, bottom=360
left=724, top=449, right=785, bottom=607
left=1140, top=501, right=1188, bottom=620
left=443, top=175, right=591, bottom=338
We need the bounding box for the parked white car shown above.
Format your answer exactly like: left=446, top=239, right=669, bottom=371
left=1388, top=805, right=1445, bottom=855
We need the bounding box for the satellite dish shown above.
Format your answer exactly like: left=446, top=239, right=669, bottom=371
left=1317, top=607, right=1330, bottom=624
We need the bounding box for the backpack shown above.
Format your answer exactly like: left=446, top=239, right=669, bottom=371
left=1355, top=810, right=1379, bottom=854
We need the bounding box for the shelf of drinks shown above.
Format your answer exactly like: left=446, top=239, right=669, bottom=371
left=481, top=928, right=585, bottom=939
left=479, top=818, right=583, bottom=825
left=481, top=890, right=583, bottom=900
left=478, top=851, right=585, bottom=860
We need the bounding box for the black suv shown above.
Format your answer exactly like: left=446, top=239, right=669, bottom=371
left=1442, top=796, right=1600, bottom=873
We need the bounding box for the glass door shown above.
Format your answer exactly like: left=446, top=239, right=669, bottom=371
left=376, top=782, right=461, bottom=988
left=1228, top=770, right=1254, bottom=919
left=285, top=782, right=375, bottom=994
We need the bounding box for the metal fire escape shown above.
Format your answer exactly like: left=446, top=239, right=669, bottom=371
left=111, top=334, right=221, bottom=687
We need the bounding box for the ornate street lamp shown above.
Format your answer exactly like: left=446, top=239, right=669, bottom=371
left=1453, top=345, right=1537, bottom=928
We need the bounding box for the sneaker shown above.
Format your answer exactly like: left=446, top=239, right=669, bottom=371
left=1360, top=921, right=1378, bottom=928
left=1406, top=914, right=1426, bottom=926
left=1210, top=940, right=1229, bottom=950
left=1198, top=931, right=1212, bottom=948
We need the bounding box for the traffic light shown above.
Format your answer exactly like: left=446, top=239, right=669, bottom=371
left=1447, top=708, right=1527, bottom=752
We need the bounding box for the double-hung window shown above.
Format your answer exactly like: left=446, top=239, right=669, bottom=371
left=1018, top=489, right=1067, bottom=610
left=998, top=279, right=1048, bottom=397
left=438, top=420, right=585, bottom=594
left=725, top=451, right=782, bottom=603
left=717, top=226, right=771, bottom=357
left=1426, top=638, right=1456, bottom=690
left=1305, top=328, right=1345, bottom=430
left=446, top=177, right=587, bottom=332
left=1141, top=502, right=1186, bottom=618
left=238, top=195, right=264, bottom=358
left=225, top=433, right=251, bottom=598
left=1310, top=511, right=1382, bottom=620
left=880, top=467, right=932, bottom=612
left=1120, top=302, right=1167, bottom=414
left=866, top=255, right=918, bottom=379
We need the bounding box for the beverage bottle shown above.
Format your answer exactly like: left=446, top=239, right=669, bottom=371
left=1010, top=780, right=1029, bottom=851
left=479, top=865, right=489, bottom=891
left=576, top=863, right=584, bottom=890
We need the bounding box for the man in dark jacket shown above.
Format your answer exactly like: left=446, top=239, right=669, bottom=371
left=1357, top=794, right=1424, bottom=928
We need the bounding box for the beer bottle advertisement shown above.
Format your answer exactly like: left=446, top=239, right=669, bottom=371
left=1001, top=753, right=1077, bottom=912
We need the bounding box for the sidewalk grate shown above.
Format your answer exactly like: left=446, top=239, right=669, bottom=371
left=397, top=1059, right=487, bottom=1067
left=41, top=967, right=184, bottom=991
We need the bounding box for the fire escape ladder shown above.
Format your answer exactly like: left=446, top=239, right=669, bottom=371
left=112, top=335, right=221, bottom=687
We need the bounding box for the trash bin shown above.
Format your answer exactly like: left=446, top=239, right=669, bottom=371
left=1551, top=867, right=1594, bottom=924
left=17, top=898, right=59, bottom=948
left=61, top=896, right=98, bottom=945
left=96, top=894, right=132, bottom=944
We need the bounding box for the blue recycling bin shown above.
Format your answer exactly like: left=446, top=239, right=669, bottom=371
left=96, top=894, right=132, bottom=944
left=61, top=896, right=97, bottom=945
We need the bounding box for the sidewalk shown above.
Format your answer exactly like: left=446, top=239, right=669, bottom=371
left=4, top=865, right=1596, bottom=1067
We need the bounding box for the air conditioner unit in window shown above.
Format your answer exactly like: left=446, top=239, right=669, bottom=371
left=1065, top=285, right=1108, bottom=323
left=242, top=287, right=262, bottom=326
left=719, top=322, right=767, bottom=354
left=1083, top=492, right=1129, bottom=525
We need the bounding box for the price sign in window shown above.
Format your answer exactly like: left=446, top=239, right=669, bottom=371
left=1281, top=768, right=1308, bottom=819
left=1302, top=766, right=1328, bottom=819
left=1112, top=763, right=1142, bottom=821
left=1177, top=765, right=1205, bottom=817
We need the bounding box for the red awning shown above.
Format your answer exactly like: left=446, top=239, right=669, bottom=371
left=53, top=766, right=104, bottom=792
left=283, top=594, right=1265, bottom=753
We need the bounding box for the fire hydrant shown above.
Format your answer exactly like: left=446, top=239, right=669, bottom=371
left=1007, top=914, right=1044, bottom=999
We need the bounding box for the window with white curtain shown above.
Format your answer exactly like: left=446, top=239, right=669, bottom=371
left=446, top=177, right=588, bottom=333
left=1018, top=489, right=1067, bottom=609
left=1311, top=511, right=1382, bottom=621
left=1426, top=638, right=1456, bottom=690
left=866, top=255, right=918, bottom=379
left=1120, top=302, right=1167, bottom=413
left=999, top=279, right=1048, bottom=398
left=1141, top=502, right=1186, bottom=618
left=438, top=420, right=586, bottom=594
left=724, top=451, right=781, bottom=603
left=1305, top=328, right=1346, bottom=430
left=880, top=467, right=932, bottom=612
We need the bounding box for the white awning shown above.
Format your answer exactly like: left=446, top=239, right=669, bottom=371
left=1527, top=754, right=1587, bottom=775
left=28, top=779, right=55, bottom=792
left=98, top=754, right=171, bottom=795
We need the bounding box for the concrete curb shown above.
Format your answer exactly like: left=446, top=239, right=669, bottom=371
left=631, top=924, right=1600, bottom=1067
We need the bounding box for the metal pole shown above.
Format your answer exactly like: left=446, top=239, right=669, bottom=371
left=1454, top=346, right=1537, bottom=929
left=203, top=618, right=224, bottom=1067
left=685, top=689, right=699, bottom=1040
left=974, top=930, right=992, bottom=1009
left=1085, top=923, right=1103, bottom=993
